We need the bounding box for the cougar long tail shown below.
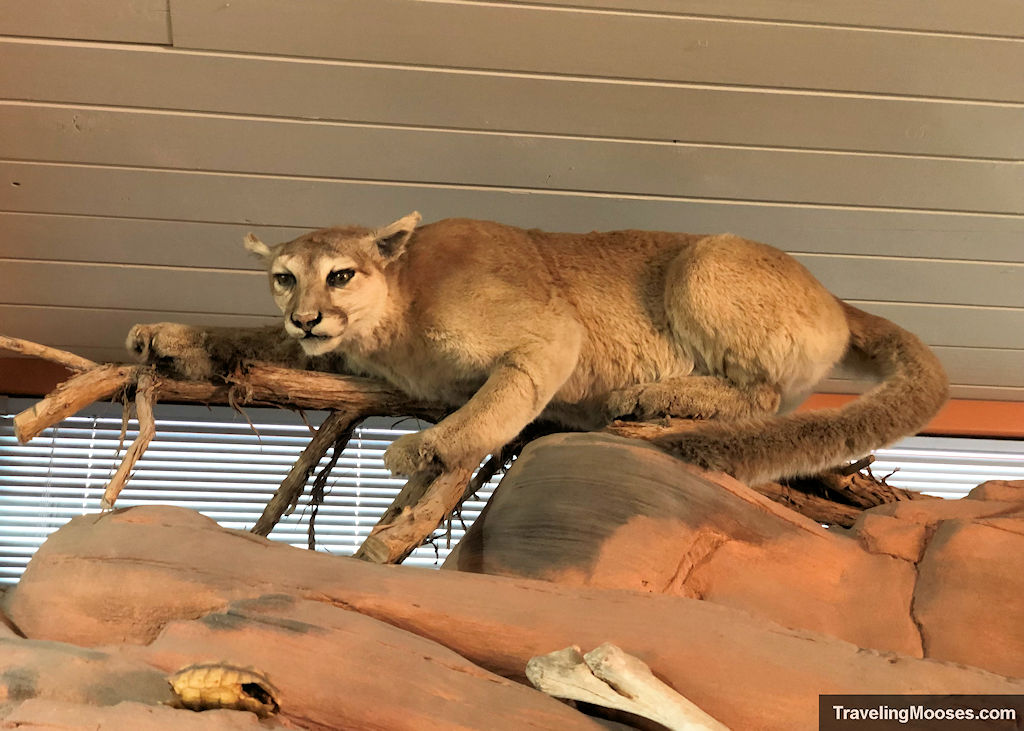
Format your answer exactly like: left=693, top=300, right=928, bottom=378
left=653, top=302, right=950, bottom=484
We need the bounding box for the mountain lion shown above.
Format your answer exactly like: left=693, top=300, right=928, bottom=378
left=127, top=213, right=948, bottom=484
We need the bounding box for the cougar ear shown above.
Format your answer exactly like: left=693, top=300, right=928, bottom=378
left=243, top=233, right=274, bottom=264
left=374, top=211, right=421, bottom=261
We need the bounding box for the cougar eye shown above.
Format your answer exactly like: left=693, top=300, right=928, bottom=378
left=327, top=269, right=355, bottom=287
left=273, top=272, right=295, bottom=288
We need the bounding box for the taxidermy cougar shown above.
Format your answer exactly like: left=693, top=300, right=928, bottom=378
left=127, top=213, right=948, bottom=484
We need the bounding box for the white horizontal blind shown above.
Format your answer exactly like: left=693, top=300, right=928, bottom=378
left=0, top=399, right=496, bottom=584
left=2, top=398, right=1023, bottom=584
left=872, top=436, right=1024, bottom=499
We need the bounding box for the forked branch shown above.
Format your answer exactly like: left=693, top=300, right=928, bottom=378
left=3, top=335, right=927, bottom=562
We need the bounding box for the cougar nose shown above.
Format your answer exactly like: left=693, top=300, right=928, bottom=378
left=290, top=312, right=322, bottom=332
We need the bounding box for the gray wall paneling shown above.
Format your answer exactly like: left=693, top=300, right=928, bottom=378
left=1, top=0, right=1022, bottom=402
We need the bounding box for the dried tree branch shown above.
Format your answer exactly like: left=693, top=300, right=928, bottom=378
left=251, top=410, right=360, bottom=538
left=605, top=416, right=928, bottom=527
left=0, top=335, right=98, bottom=372
left=306, top=424, right=357, bottom=550
left=14, top=364, right=136, bottom=444
left=101, top=373, right=158, bottom=509
left=5, top=334, right=933, bottom=563
left=354, top=467, right=474, bottom=564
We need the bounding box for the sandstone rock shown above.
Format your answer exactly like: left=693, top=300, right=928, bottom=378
left=443, top=433, right=1024, bottom=679
left=852, top=512, right=927, bottom=562
left=867, top=497, right=1023, bottom=528
left=914, top=519, right=1024, bottom=678
left=446, top=433, right=922, bottom=656
left=0, top=699, right=285, bottom=729
left=0, top=635, right=174, bottom=707
left=128, top=594, right=604, bottom=731
left=0, top=636, right=288, bottom=729
left=5, top=505, right=1022, bottom=730
left=966, top=479, right=1024, bottom=502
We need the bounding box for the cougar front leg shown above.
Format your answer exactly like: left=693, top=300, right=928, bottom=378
left=127, top=323, right=298, bottom=380
left=383, top=334, right=582, bottom=477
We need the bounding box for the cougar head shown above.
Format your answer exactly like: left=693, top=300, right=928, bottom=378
left=244, top=212, right=421, bottom=356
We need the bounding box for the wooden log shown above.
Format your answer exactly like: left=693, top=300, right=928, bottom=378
left=13, top=364, right=135, bottom=444
left=251, top=410, right=361, bottom=537
left=0, top=335, right=97, bottom=372
left=1, top=334, right=934, bottom=563
left=748, top=480, right=862, bottom=526
left=236, top=363, right=445, bottom=420
left=101, top=373, right=157, bottom=509
left=606, top=415, right=927, bottom=525
left=354, top=467, right=474, bottom=564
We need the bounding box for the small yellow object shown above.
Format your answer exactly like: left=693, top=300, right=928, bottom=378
left=168, top=663, right=280, bottom=718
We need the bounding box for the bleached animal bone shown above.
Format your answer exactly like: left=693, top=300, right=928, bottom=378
left=527, top=643, right=729, bottom=730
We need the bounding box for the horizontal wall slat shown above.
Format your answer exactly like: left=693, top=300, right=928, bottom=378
left=26, top=342, right=1024, bottom=394
left=3, top=209, right=1022, bottom=266
left=0, top=306, right=277, bottom=350
left=2, top=264, right=1021, bottom=390
left=170, top=0, right=1024, bottom=102
left=793, top=255, right=1024, bottom=309
left=495, top=0, right=1024, bottom=37
left=846, top=303, right=1024, bottom=350
left=0, top=261, right=275, bottom=315
left=0, top=0, right=170, bottom=44
left=3, top=104, right=1022, bottom=214
left=816, top=381, right=1024, bottom=406
left=0, top=213, right=302, bottom=270
left=833, top=346, right=1024, bottom=389
left=3, top=250, right=1020, bottom=314
left=2, top=40, right=1022, bottom=160
left=3, top=164, right=1024, bottom=261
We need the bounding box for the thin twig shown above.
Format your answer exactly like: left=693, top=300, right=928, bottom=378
left=14, top=364, right=136, bottom=444
left=101, top=373, right=158, bottom=509
left=307, top=424, right=356, bottom=550
left=838, top=455, right=875, bottom=477
left=0, top=334, right=98, bottom=372
left=353, top=467, right=473, bottom=564
left=251, top=411, right=360, bottom=537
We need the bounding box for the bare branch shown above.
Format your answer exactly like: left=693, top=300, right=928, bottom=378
left=101, top=373, right=158, bottom=509
left=354, top=467, right=473, bottom=564
left=0, top=334, right=98, bottom=372
left=250, top=411, right=359, bottom=538
left=14, top=364, right=135, bottom=444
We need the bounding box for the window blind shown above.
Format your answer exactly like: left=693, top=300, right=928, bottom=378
left=0, top=399, right=496, bottom=583
left=2, top=397, right=1023, bottom=584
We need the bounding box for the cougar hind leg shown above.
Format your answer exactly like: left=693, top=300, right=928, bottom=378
left=659, top=234, right=849, bottom=411
left=605, top=376, right=781, bottom=422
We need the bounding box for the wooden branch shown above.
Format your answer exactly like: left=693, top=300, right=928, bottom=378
left=251, top=410, right=361, bottom=537
left=14, top=364, right=136, bottom=444
left=0, top=335, right=97, bottom=372
left=5, top=333, right=934, bottom=563
left=749, top=481, right=862, bottom=527
left=4, top=333, right=461, bottom=559
left=354, top=467, right=474, bottom=564
left=101, top=374, right=157, bottom=509
left=237, top=363, right=445, bottom=419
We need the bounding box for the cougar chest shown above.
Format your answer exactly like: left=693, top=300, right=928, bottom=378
left=344, top=341, right=485, bottom=406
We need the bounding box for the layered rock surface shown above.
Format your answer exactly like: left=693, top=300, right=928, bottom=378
left=2, top=434, right=1022, bottom=729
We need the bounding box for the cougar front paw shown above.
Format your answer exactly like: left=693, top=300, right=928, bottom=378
left=383, top=430, right=446, bottom=477
left=126, top=323, right=214, bottom=380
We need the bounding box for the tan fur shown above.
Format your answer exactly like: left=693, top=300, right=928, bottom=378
left=128, top=214, right=948, bottom=483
